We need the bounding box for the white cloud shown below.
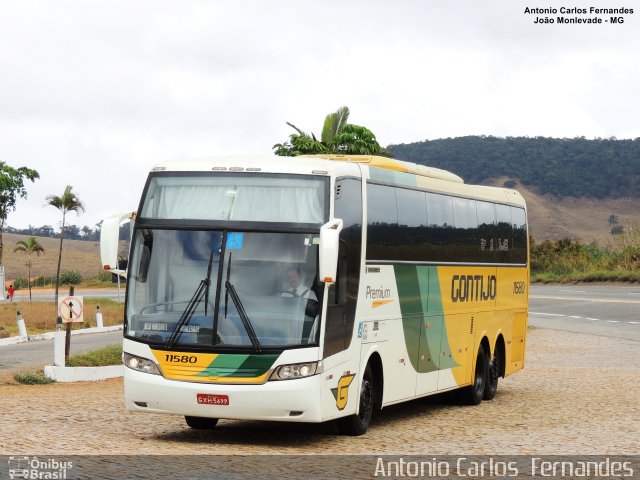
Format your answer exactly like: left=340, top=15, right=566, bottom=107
left=0, top=0, right=638, bottom=229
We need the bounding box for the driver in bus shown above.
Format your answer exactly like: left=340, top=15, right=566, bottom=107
left=282, top=267, right=315, bottom=299
left=281, top=266, right=319, bottom=343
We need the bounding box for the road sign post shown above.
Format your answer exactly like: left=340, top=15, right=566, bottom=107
left=58, top=286, right=85, bottom=361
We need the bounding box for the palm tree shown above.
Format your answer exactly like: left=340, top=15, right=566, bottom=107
left=320, top=106, right=350, bottom=145
left=13, top=236, right=45, bottom=300
left=46, top=185, right=85, bottom=310
left=273, top=106, right=391, bottom=157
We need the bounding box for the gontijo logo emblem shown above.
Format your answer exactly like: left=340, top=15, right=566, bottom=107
left=331, top=373, right=356, bottom=410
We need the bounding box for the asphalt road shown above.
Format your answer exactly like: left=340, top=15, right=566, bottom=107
left=12, top=288, right=124, bottom=303
left=529, top=284, right=640, bottom=341
left=0, top=330, right=123, bottom=372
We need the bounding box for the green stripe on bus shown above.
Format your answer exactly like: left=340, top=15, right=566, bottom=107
left=424, top=266, right=457, bottom=370
left=195, top=354, right=280, bottom=378
left=395, top=265, right=429, bottom=372
left=394, top=265, right=458, bottom=373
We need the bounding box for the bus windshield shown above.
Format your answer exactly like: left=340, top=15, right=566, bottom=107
left=125, top=229, right=321, bottom=349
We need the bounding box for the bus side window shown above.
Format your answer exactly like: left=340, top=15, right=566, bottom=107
left=329, top=244, right=348, bottom=306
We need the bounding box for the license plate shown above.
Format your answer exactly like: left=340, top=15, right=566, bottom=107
left=197, top=393, right=229, bottom=406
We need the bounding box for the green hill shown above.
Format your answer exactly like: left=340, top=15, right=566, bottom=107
left=388, top=136, right=640, bottom=198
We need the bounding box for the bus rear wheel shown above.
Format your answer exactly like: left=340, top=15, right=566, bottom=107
left=484, top=347, right=502, bottom=401
left=185, top=416, right=219, bottom=430
left=461, top=344, right=488, bottom=405
left=337, top=365, right=375, bottom=436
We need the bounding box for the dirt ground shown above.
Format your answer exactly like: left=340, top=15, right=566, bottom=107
left=1, top=327, right=639, bottom=456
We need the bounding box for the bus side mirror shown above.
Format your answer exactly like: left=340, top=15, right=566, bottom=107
left=100, top=211, right=136, bottom=278
left=319, top=219, right=343, bottom=284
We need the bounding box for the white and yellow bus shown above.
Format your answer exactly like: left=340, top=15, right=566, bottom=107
left=101, top=154, right=528, bottom=435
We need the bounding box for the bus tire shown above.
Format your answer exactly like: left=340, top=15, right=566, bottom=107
left=337, top=364, right=375, bottom=436
left=484, top=346, right=502, bottom=401
left=185, top=416, right=219, bottom=430
left=461, top=344, right=488, bottom=405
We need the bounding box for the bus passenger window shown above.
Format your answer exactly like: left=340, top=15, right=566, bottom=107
left=510, top=207, right=527, bottom=264
left=495, top=204, right=512, bottom=263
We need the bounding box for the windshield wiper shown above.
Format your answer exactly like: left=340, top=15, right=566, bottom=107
left=224, top=252, right=261, bottom=353
left=168, top=250, right=214, bottom=348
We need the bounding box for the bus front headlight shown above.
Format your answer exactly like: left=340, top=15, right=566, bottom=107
left=270, top=361, right=322, bottom=381
left=123, top=352, right=161, bottom=375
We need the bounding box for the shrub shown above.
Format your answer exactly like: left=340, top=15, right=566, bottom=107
left=60, top=271, right=83, bottom=285
left=66, top=344, right=122, bottom=367
left=97, top=271, right=113, bottom=282
left=12, top=277, right=29, bottom=289
left=34, top=276, right=55, bottom=287
left=13, top=370, right=56, bottom=385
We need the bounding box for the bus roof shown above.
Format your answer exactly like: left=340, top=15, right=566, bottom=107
left=307, top=154, right=464, bottom=184
left=150, top=155, right=525, bottom=208
left=151, top=154, right=463, bottom=183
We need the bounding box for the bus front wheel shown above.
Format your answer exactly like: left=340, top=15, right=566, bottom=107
left=461, top=344, right=488, bottom=405
left=185, top=416, right=219, bottom=430
left=337, top=364, right=375, bottom=436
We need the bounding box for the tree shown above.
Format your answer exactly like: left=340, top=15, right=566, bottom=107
left=273, top=106, right=390, bottom=157
left=81, top=225, right=93, bottom=240
left=13, top=236, right=45, bottom=300
left=321, top=105, right=350, bottom=145
left=0, top=162, right=39, bottom=264
left=331, top=124, right=384, bottom=155
left=46, top=185, right=85, bottom=310
left=608, top=215, right=619, bottom=226
left=65, top=224, right=81, bottom=239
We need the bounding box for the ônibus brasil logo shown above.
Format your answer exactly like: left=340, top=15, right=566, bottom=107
left=8, top=456, right=73, bottom=479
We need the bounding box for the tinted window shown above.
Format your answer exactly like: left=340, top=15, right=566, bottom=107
left=425, top=192, right=454, bottom=261
left=366, top=183, right=397, bottom=261
left=426, top=192, right=454, bottom=228
left=495, top=203, right=512, bottom=263
left=364, top=184, right=527, bottom=265
left=396, top=188, right=428, bottom=261
left=452, top=197, right=479, bottom=262
left=477, top=201, right=497, bottom=262
left=511, top=207, right=527, bottom=264
left=326, top=178, right=362, bottom=357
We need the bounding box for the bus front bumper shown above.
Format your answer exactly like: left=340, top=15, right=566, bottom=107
left=124, top=367, right=323, bottom=422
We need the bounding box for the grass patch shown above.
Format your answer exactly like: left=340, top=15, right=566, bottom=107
left=81, top=277, right=125, bottom=289
left=531, top=270, right=640, bottom=283
left=531, top=230, right=640, bottom=283
left=66, top=344, right=122, bottom=367
left=0, top=299, right=123, bottom=335
left=13, top=369, right=56, bottom=385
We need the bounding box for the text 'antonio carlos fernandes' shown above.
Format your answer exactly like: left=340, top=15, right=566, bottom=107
left=373, top=457, right=635, bottom=478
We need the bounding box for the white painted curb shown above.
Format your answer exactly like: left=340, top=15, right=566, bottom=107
left=0, top=325, right=123, bottom=347
left=44, top=364, right=124, bottom=382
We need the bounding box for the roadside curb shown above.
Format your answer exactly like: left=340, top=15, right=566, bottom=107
left=0, top=325, right=123, bottom=347
left=44, top=364, right=123, bottom=382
